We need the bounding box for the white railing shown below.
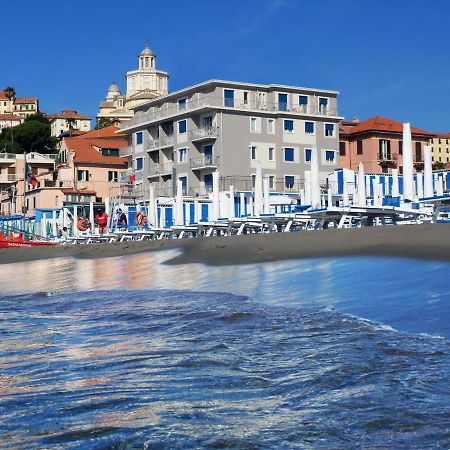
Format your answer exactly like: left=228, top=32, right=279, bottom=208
left=0, top=153, right=16, bottom=161
left=121, top=95, right=339, bottom=131
left=0, top=174, right=17, bottom=183
left=189, top=126, right=218, bottom=141
left=148, top=135, right=174, bottom=150
left=148, top=162, right=174, bottom=176
left=190, top=155, right=219, bottom=169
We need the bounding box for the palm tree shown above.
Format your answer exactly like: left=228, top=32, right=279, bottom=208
left=65, top=117, right=77, bottom=136
left=3, top=86, right=16, bottom=152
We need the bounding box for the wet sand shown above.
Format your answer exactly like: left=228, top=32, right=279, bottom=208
left=0, top=224, right=449, bottom=266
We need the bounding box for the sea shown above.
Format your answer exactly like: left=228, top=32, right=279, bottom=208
left=1, top=250, right=450, bottom=449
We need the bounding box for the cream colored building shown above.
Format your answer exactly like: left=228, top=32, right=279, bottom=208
left=0, top=91, right=39, bottom=118
left=428, top=133, right=450, bottom=164
left=48, top=110, right=91, bottom=137
left=97, top=45, right=169, bottom=123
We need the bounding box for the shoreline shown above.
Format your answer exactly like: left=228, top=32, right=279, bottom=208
left=0, top=224, right=449, bottom=266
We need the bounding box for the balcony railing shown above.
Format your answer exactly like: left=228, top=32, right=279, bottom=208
left=121, top=95, right=340, bottom=131
left=119, top=146, right=133, bottom=157
left=148, top=135, right=174, bottom=151
left=0, top=174, right=17, bottom=183
left=189, top=126, right=218, bottom=141
left=190, top=155, right=219, bottom=169
left=0, top=153, right=16, bottom=161
left=220, top=176, right=306, bottom=194
left=378, top=152, right=397, bottom=164
left=148, top=162, right=174, bottom=177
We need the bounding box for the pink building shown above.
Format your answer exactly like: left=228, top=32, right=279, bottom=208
left=339, top=116, right=435, bottom=173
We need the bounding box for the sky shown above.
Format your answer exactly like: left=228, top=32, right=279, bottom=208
left=2, top=0, right=450, bottom=131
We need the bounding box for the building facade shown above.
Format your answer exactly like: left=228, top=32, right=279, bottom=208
left=339, top=116, right=435, bottom=174
left=97, top=45, right=169, bottom=123
left=119, top=80, right=342, bottom=199
left=0, top=114, right=22, bottom=130
left=0, top=91, right=39, bottom=118
left=428, top=133, right=450, bottom=166
left=48, top=110, right=91, bottom=137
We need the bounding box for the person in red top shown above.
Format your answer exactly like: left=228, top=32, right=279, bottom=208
left=95, top=210, right=108, bottom=235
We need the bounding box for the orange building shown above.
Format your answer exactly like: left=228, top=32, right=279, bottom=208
left=339, top=116, right=435, bottom=173
left=23, top=126, right=128, bottom=214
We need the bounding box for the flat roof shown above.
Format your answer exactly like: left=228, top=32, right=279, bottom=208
left=133, top=79, right=340, bottom=111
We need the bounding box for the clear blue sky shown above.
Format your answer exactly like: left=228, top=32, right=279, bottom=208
left=3, top=0, right=450, bottom=131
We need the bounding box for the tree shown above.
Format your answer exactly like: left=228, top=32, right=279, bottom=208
left=0, top=119, right=57, bottom=154
left=433, top=161, right=445, bottom=170
left=95, top=117, right=115, bottom=130
left=3, top=86, right=16, bottom=111
left=24, top=112, right=50, bottom=125
left=65, top=117, right=77, bottom=136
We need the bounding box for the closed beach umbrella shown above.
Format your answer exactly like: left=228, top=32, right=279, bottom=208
left=423, top=145, right=433, bottom=197
left=310, top=147, right=321, bottom=209
left=174, top=180, right=184, bottom=226
left=248, top=195, right=254, bottom=216
left=254, top=161, right=263, bottom=216
left=52, top=210, right=57, bottom=237
left=327, top=188, right=333, bottom=208
left=42, top=214, right=47, bottom=238
left=416, top=172, right=424, bottom=199
left=391, top=169, right=400, bottom=197
left=240, top=192, right=246, bottom=216
left=104, top=198, right=110, bottom=230
left=402, top=123, right=414, bottom=201
left=304, top=172, right=311, bottom=205
left=148, top=184, right=157, bottom=227
left=342, top=177, right=349, bottom=207
left=73, top=205, right=78, bottom=237
left=357, top=163, right=366, bottom=206
left=263, top=178, right=270, bottom=214
left=437, top=176, right=444, bottom=196
left=89, top=201, right=95, bottom=233
left=229, top=185, right=235, bottom=219
left=212, top=171, right=220, bottom=221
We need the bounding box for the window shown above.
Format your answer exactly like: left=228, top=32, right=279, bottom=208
left=136, top=131, right=143, bottom=145
left=399, top=140, right=403, bottom=155
left=357, top=140, right=363, bottom=155
left=250, top=117, right=260, bottom=133
left=268, top=147, right=274, bottom=161
left=305, top=148, right=312, bottom=162
left=224, top=89, right=234, bottom=107
left=339, top=141, right=346, bottom=156
left=269, top=176, right=274, bottom=189
left=284, top=120, right=294, bottom=133
left=252, top=175, right=256, bottom=187
left=319, top=97, right=328, bottom=114
left=101, top=148, right=119, bottom=156
left=77, top=170, right=89, bottom=181
left=108, top=171, right=118, bottom=182
left=243, top=91, right=249, bottom=105
left=203, top=116, right=213, bottom=129
left=178, top=120, right=187, bottom=134
left=250, top=146, right=257, bottom=160
left=325, top=150, right=335, bottom=163
left=415, top=142, right=422, bottom=161
left=178, top=98, right=186, bottom=110
left=179, top=176, right=187, bottom=194
left=278, top=93, right=288, bottom=111
left=179, top=148, right=188, bottom=163
left=285, top=175, right=295, bottom=189
left=267, top=118, right=275, bottom=134
left=136, top=158, right=143, bottom=170
left=299, top=95, right=308, bottom=106
left=305, top=121, right=315, bottom=134
left=284, top=147, right=295, bottom=162
left=325, top=123, right=335, bottom=137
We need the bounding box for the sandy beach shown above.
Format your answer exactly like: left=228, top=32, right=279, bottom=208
left=0, top=223, right=449, bottom=266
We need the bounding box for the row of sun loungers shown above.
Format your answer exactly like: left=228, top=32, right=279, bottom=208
left=60, top=204, right=435, bottom=245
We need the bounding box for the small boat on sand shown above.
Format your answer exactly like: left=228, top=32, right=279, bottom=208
left=0, top=232, right=56, bottom=248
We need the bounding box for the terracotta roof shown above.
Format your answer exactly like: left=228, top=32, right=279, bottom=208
left=433, top=132, right=450, bottom=139
left=64, top=137, right=127, bottom=165
left=341, top=116, right=435, bottom=137
left=48, top=109, right=90, bottom=120
left=61, top=188, right=97, bottom=195
left=78, top=125, right=127, bottom=139
left=0, top=91, right=8, bottom=100
left=14, top=97, right=38, bottom=104
left=0, top=114, right=21, bottom=121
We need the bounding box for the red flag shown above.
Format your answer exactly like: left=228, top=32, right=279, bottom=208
left=25, top=159, right=38, bottom=187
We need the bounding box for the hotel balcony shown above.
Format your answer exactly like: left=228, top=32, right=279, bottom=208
left=0, top=153, right=16, bottom=163
left=148, top=162, right=174, bottom=177
left=378, top=152, right=397, bottom=166
left=189, top=126, right=218, bottom=142
left=119, top=146, right=132, bottom=157
left=121, top=96, right=340, bottom=131
left=147, top=135, right=174, bottom=151
left=190, top=155, right=220, bottom=170
left=0, top=174, right=17, bottom=184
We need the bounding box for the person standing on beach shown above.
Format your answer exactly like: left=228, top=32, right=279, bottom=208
left=95, top=210, right=108, bottom=235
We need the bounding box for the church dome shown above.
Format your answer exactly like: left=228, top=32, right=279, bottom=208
left=140, top=45, right=154, bottom=56
left=108, top=82, right=120, bottom=93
